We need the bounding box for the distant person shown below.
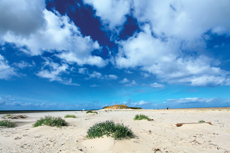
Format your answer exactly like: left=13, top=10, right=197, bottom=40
left=167, top=107, right=170, bottom=110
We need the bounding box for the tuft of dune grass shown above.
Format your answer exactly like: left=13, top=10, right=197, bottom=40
left=0, top=120, right=15, bottom=128
left=33, top=116, right=67, bottom=127
left=2, top=114, right=27, bottom=119
left=86, top=120, right=134, bottom=140
left=64, top=115, right=76, bottom=118
left=133, top=114, right=151, bottom=121
left=198, top=120, right=205, bottom=123
left=86, top=110, right=98, bottom=114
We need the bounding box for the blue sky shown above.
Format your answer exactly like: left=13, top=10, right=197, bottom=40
left=0, top=0, right=230, bottom=110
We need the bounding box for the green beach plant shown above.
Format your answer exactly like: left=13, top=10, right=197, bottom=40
left=198, top=120, right=205, bottom=123
left=0, top=120, right=15, bottom=128
left=133, top=114, right=151, bottom=121
left=2, top=114, right=27, bottom=119
left=86, top=120, right=134, bottom=140
left=2, top=114, right=13, bottom=118
left=129, top=107, right=142, bottom=109
left=64, top=114, right=76, bottom=118
left=86, top=110, right=98, bottom=114
left=33, top=116, right=67, bottom=127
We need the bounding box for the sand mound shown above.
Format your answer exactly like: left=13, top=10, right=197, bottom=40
left=103, top=104, right=129, bottom=109
left=82, top=136, right=114, bottom=152
left=2, top=115, right=27, bottom=119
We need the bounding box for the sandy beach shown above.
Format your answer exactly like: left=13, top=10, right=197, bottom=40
left=0, top=108, right=230, bottom=153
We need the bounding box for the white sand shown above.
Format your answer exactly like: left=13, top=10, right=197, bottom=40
left=0, top=108, right=230, bottom=153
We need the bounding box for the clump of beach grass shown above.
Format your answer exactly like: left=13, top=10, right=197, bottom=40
left=64, top=114, right=76, bottom=118
left=86, top=110, right=98, bottom=114
left=33, top=116, right=67, bottom=127
left=2, top=114, right=27, bottom=119
left=105, top=110, right=112, bottom=113
left=86, top=120, right=134, bottom=140
left=0, top=120, right=15, bottom=128
left=134, top=114, right=151, bottom=121
left=2, top=114, right=13, bottom=118
left=198, top=120, right=205, bottom=123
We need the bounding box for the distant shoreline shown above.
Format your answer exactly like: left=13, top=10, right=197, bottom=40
left=0, top=109, right=99, bottom=114
left=0, top=107, right=229, bottom=114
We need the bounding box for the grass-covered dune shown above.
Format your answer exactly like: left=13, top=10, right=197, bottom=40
left=103, top=104, right=142, bottom=110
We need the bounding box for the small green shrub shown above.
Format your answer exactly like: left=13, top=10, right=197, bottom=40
left=129, top=107, right=142, bottom=109
left=0, top=120, right=15, bottom=128
left=86, top=120, right=134, bottom=140
left=134, top=114, right=151, bottom=121
left=2, top=114, right=27, bottom=119
left=33, top=116, right=67, bottom=127
left=198, top=120, right=205, bottom=123
left=86, top=110, right=98, bottom=114
left=22, top=115, right=27, bottom=118
left=64, top=115, right=76, bottom=118
left=2, top=114, right=12, bottom=118
left=105, top=110, right=112, bottom=113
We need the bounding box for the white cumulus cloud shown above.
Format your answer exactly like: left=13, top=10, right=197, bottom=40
left=120, top=78, right=129, bottom=83
left=0, top=0, right=106, bottom=68
left=150, top=83, right=165, bottom=89
left=13, top=61, right=35, bottom=69
left=88, top=71, right=102, bottom=79
left=104, top=74, right=118, bottom=80
left=83, top=0, right=130, bottom=32
left=36, top=59, right=79, bottom=86
left=125, top=80, right=137, bottom=86
left=0, top=54, right=17, bottom=79
left=167, top=97, right=217, bottom=104
left=133, top=0, right=230, bottom=39
left=116, top=24, right=229, bottom=86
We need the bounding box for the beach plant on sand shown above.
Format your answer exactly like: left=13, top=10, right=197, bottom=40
left=33, top=116, right=67, bottom=127
left=86, top=120, right=134, bottom=140
left=198, top=120, right=205, bottom=123
left=86, top=110, right=98, bottom=114
left=0, top=120, right=15, bottom=128
left=134, top=114, right=151, bottom=121
left=2, top=114, right=27, bottom=119
left=64, top=115, right=76, bottom=118
left=2, top=114, right=12, bottom=118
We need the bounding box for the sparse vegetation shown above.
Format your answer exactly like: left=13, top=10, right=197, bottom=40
left=86, top=110, right=98, bottom=114
left=2, top=114, right=27, bottom=119
left=198, top=120, right=205, bottom=123
left=86, top=120, right=134, bottom=140
left=2, top=114, right=13, bottom=118
left=64, top=114, right=76, bottom=118
left=134, top=114, right=151, bottom=121
left=33, top=116, right=67, bottom=127
left=129, top=107, right=142, bottom=109
left=103, top=105, right=142, bottom=110
left=103, top=104, right=129, bottom=109
left=0, top=120, right=15, bottom=128
left=105, top=110, right=112, bottom=113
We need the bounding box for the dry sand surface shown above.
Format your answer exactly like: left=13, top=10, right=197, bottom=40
left=0, top=108, right=230, bottom=153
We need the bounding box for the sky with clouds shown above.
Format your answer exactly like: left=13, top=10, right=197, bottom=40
left=0, top=0, right=230, bottom=110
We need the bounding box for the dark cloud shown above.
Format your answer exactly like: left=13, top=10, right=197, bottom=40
left=0, top=0, right=46, bottom=36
